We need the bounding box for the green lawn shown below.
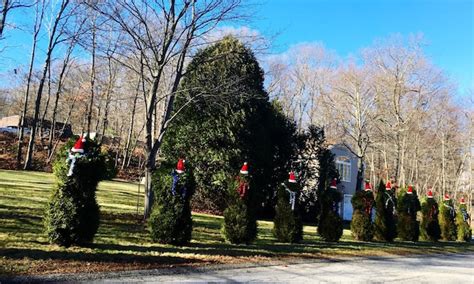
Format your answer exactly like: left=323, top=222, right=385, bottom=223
left=1, top=169, right=472, bottom=276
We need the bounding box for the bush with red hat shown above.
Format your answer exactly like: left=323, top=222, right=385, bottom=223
left=222, top=162, right=258, bottom=244
left=439, top=193, right=457, bottom=241
left=396, top=185, right=421, bottom=242
left=374, top=180, right=397, bottom=242
left=44, top=135, right=108, bottom=247
left=420, top=188, right=441, bottom=241
left=149, top=158, right=196, bottom=245
left=273, top=171, right=303, bottom=243
left=455, top=197, right=472, bottom=242
left=350, top=181, right=375, bottom=241
left=317, top=178, right=343, bottom=242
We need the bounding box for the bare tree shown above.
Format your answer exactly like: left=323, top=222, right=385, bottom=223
left=16, top=0, right=45, bottom=166
left=0, top=0, right=33, bottom=40
left=24, top=0, right=75, bottom=169
left=90, top=0, right=244, bottom=218
left=324, top=63, right=376, bottom=191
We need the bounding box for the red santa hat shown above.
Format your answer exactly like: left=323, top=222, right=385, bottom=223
left=71, top=135, right=86, bottom=153
left=444, top=194, right=450, bottom=201
left=364, top=181, right=372, bottom=191
left=288, top=171, right=297, bottom=183
left=427, top=189, right=434, bottom=199
left=460, top=197, right=466, bottom=205
left=330, top=178, right=337, bottom=189
left=176, top=159, right=185, bottom=174
left=240, top=162, right=248, bottom=175
left=385, top=181, right=392, bottom=191
left=407, top=185, right=413, bottom=194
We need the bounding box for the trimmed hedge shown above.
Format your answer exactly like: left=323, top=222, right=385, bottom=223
left=317, top=181, right=343, bottom=242
left=149, top=161, right=196, bottom=245
left=44, top=137, right=105, bottom=247
left=439, top=198, right=457, bottom=241
left=396, top=189, right=421, bottom=242
left=456, top=203, right=472, bottom=242
left=351, top=190, right=375, bottom=241
left=420, top=197, right=441, bottom=242
left=222, top=174, right=257, bottom=244
left=273, top=181, right=303, bottom=243
left=374, top=180, right=397, bottom=242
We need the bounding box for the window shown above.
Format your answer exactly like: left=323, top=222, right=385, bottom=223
left=336, top=156, right=351, bottom=182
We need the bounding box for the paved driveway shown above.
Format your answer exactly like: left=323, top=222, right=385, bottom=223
left=105, top=253, right=474, bottom=283
left=6, top=253, right=474, bottom=283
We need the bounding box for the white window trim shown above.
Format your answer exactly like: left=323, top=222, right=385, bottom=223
left=336, top=157, right=351, bottom=182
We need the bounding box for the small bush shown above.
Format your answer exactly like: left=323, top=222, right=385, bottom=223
left=44, top=137, right=104, bottom=247
left=149, top=161, right=195, bottom=245
left=350, top=190, right=375, bottom=241
left=396, top=190, right=421, bottom=242
left=317, top=180, right=343, bottom=242
left=439, top=199, right=457, bottom=241
left=456, top=203, right=472, bottom=242
left=222, top=174, right=257, bottom=244
left=273, top=182, right=303, bottom=243
left=420, top=198, right=441, bottom=242
left=374, top=180, right=397, bottom=242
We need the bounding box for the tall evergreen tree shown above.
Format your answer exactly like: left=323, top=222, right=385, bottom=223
left=149, top=159, right=196, bottom=245
left=396, top=186, right=421, bottom=241
left=420, top=189, right=441, bottom=242
left=44, top=136, right=106, bottom=247
left=222, top=162, right=257, bottom=244
left=273, top=172, right=303, bottom=243
left=439, top=194, right=457, bottom=241
left=455, top=197, right=471, bottom=242
left=162, top=36, right=298, bottom=215
left=318, top=178, right=343, bottom=242
left=374, top=180, right=397, bottom=242
left=295, top=126, right=336, bottom=223
left=350, top=181, right=375, bottom=241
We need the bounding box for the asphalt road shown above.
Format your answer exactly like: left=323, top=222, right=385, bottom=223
left=101, top=253, right=474, bottom=283
left=5, top=253, right=473, bottom=283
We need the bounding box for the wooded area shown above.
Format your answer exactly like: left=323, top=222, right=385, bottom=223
left=0, top=1, right=472, bottom=213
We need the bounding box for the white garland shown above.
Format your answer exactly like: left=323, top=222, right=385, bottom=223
left=282, top=183, right=296, bottom=211
left=66, top=151, right=84, bottom=177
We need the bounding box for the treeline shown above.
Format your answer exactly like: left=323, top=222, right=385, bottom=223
left=0, top=1, right=471, bottom=214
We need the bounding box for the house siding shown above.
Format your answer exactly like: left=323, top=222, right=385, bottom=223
left=329, top=144, right=360, bottom=221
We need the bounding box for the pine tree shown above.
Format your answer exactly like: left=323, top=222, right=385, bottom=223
left=222, top=163, right=257, bottom=244
left=149, top=159, right=196, bottom=245
left=439, top=195, right=457, bottom=241
left=44, top=136, right=105, bottom=247
left=396, top=186, right=421, bottom=242
left=350, top=182, right=375, bottom=241
left=273, top=172, right=303, bottom=243
left=374, top=180, right=397, bottom=242
left=420, top=190, right=441, bottom=242
left=317, top=179, right=343, bottom=242
left=455, top=198, right=471, bottom=242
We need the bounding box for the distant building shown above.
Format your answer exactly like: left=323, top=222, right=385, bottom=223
left=0, top=115, right=73, bottom=138
left=329, top=144, right=361, bottom=221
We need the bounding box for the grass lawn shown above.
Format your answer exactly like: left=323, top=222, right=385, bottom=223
left=1, top=169, right=472, bottom=276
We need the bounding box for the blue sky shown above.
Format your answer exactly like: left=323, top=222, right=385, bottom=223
left=1, top=0, right=472, bottom=94
left=250, top=0, right=473, bottom=94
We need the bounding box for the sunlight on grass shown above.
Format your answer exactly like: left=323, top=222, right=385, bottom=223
left=1, top=169, right=472, bottom=276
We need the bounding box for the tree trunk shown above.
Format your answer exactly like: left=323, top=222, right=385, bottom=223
left=24, top=0, right=68, bottom=169
left=24, top=55, right=53, bottom=169
left=86, top=24, right=96, bottom=135
left=39, top=64, right=52, bottom=140
left=122, top=81, right=139, bottom=170
left=0, top=0, right=9, bottom=39
left=17, top=3, right=43, bottom=166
